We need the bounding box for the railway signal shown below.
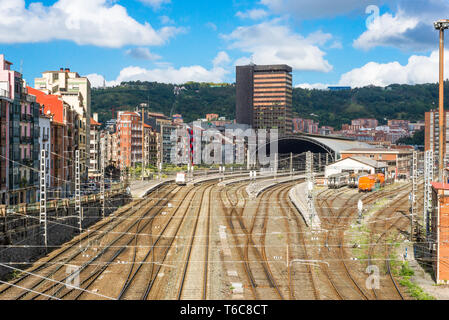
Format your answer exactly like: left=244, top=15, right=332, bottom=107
left=357, top=199, right=363, bottom=224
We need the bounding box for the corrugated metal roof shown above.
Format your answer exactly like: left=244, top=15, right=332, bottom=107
left=348, top=156, right=388, bottom=168
left=309, top=136, right=373, bottom=156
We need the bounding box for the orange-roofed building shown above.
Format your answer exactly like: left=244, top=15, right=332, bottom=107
left=27, top=86, right=76, bottom=198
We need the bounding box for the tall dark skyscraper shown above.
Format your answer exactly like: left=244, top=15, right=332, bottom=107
left=236, top=64, right=293, bottom=136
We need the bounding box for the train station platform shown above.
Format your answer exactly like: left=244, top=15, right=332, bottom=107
left=289, top=182, right=321, bottom=229
left=130, top=171, right=279, bottom=198
left=129, top=179, right=175, bottom=198
left=245, top=174, right=306, bottom=199
left=218, top=171, right=298, bottom=187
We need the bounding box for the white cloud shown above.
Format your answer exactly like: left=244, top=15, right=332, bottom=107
left=353, top=1, right=449, bottom=51
left=338, top=50, right=449, bottom=87
left=354, top=11, right=432, bottom=51
left=223, top=20, right=333, bottom=72
left=138, top=0, right=170, bottom=10
left=125, top=48, right=161, bottom=60
left=297, top=49, right=449, bottom=89
left=0, top=0, right=183, bottom=48
left=260, top=0, right=377, bottom=19
left=296, top=83, right=330, bottom=90
left=236, top=9, right=269, bottom=20
left=213, top=51, right=231, bottom=67
left=159, top=15, right=175, bottom=25
left=87, top=52, right=231, bottom=87
left=86, top=73, right=114, bottom=88
left=329, top=41, right=343, bottom=49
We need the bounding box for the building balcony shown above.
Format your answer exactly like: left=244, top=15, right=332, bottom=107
left=0, top=89, right=9, bottom=100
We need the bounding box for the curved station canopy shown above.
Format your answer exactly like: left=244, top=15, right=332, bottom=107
left=272, top=134, right=372, bottom=161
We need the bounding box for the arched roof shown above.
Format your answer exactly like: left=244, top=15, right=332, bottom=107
left=274, top=134, right=373, bottom=160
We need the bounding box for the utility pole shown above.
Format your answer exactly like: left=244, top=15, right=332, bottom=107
left=100, top=139, right=105, bottom=219
left=40, top=149, right=47, bottom=249
left=75, top=150, right=82, bottom=234
left=434, top=20, right=449, bottom=181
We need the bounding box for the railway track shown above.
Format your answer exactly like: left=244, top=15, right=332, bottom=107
left=367, top=192, right=414, bottom=300
left=36, top=186, right=182, bottom=300
left=315, top=182, right=415, bottom=300
left=0, top=185, right=178, bottom=300
left=141, top=182, right=216, bottom=300
left=176, top=184, right=214, bottom=300
left=221, top=183, right=258, bottom=299
left=319, top=191, right=371, bottom=300
left=276, top=184, right=320, bottom=300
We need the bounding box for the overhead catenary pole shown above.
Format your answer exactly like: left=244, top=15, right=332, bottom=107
left=142, top=105, right=145, bottom=181
left=100, top=139, right=105, bottom=219
left=424, top=150, right=434, bottom=239
left=40, top=149, right=47, bottom=249
left=411, top=151, right=418, bottom=241
left=75, top=150, right=82, bottom=234
left=290, top=152, right=293, bottom=177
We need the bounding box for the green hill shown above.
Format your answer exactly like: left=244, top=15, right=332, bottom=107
left=92, top=81, right=449, bottom=129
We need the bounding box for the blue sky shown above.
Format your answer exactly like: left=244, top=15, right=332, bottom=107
left=1, top=0, right=448, bottom=88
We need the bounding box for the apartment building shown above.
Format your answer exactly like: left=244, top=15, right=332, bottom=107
left=144, top=124, right=159, bottom=167
left=28, top=86, right=76, bottom=198
left=160, top=124, right=179, bottom=165
left=34, top=68, right=91, bottom=182
left=352, top=118, right=379, bottom=129
left=0, top=55, right=40, bottom=205
left=236, top=64, right=293, bottom=136
left=425, top=110, right=449, bottom=167
left=117, top=111, right=143, bottom=168
left=293, top=118, right=319, bottom=134
left=89, top=113, right=101, bottom=176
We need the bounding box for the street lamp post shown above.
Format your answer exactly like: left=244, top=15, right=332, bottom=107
left=434, top=20, right=449, bottom=181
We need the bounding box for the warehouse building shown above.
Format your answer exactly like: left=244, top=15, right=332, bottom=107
left=325, top=156, right=387, bottom=178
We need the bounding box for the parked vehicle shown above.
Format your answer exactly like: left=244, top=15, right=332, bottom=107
left=176, top=172, right=187, bottom=186
left=375, top=173, right=386, bottom=187
left=328, top=172, right=350, bottom=189
left=358, top=175, right=376, bottom=192
left=358, top=173, right=385, bottom=192
left=349, top=173, right=365, bottom=188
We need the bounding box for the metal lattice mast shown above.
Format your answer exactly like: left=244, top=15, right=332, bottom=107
left=306, top=151, right=316, bottom=228
left=100, top=140, right=105, bottom=219
left=411, top=151, right=418, bottom=241
left=290, top=152, right=293, bottom=177
left=75, top=150, right=82, bottom=233
left=424, top=150, right=434, bottom=238
left=39, top=149, right=47, bottom=249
